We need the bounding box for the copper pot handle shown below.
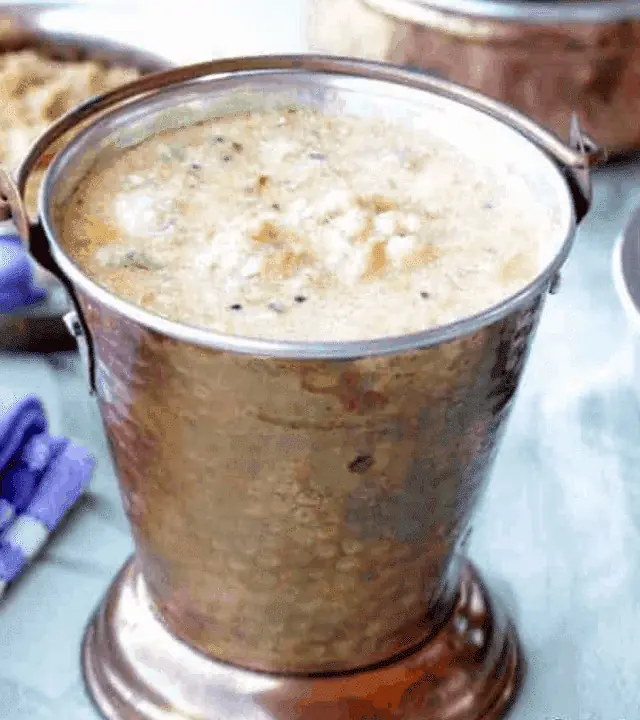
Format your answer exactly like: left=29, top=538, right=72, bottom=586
left=0, top=164, right=98, bottom=392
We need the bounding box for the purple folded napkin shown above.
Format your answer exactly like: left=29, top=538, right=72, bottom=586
left=0, top=220, right=47, bottom=311
left=0, top=396, right=95, bottom=597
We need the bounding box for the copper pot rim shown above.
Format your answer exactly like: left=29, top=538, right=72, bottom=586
left=7, top=55, right=601, bottom=362
left=363, top=0, right=640, bottom=25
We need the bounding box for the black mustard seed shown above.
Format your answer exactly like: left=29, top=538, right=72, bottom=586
left=348, top=455, right=374, bottom=474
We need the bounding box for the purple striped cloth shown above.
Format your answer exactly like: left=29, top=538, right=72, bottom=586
left=0, top=219, right=46, bottom=311
left=0, top=396, right=95, bottom=597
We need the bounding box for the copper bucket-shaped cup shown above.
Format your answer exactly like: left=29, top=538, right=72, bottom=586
left=5, top=57, right=602, bottom=719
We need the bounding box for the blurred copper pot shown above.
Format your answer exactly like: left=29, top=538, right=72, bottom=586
left=308, top=0, right=640, bottom=156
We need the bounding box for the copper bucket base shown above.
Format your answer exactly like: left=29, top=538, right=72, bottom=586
left=81, top=557, right=523, bottom=720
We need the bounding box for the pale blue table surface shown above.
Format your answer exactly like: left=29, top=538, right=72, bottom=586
left=2, top=2, right=640, bottom=719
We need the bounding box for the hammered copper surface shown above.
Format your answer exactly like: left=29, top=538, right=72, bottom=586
left=77, top=288, right=544, bottom=674
left=307, top=0, right=640, bottom=154
left=82, top=558, right=522, bottom=720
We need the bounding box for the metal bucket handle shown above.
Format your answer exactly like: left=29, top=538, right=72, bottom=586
left=0, top=54, right=607, bottom=394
